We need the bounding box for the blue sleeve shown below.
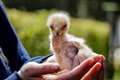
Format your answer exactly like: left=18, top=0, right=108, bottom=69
left=5, top=71, right=22, bottom=80
left=0, top=0, right=31, bottom=72
left=5, top=55, right=52, bottom=80
left=0, top=1, right=52, bottom=80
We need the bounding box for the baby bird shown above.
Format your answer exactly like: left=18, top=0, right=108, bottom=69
left=47, top=12, right=96, bottom=71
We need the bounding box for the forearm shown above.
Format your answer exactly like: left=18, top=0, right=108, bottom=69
left=0, top=0, right=31, bottom=71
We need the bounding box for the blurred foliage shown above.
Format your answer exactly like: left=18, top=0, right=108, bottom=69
left=114, top=69, right=120, bottom=80
left=7, top=9, right=110, bottom=57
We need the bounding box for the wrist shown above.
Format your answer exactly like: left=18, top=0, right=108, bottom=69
left=17, top=70, right=24, bottom=80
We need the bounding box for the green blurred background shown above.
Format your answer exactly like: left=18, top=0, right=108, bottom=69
left=7, top=9, right=109, bottom=57
left=2, top=0, right=120, bottom=80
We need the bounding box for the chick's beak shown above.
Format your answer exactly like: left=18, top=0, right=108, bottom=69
left=55, top=26, right=60, bottom=31
left=53, top=24, right=61, bottom=31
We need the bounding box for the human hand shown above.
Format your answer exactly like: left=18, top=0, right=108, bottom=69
left=18, top=62, right=60, bottom=80
left=75, top=52, right=105, bottom=80
left=44, top=55, right=103, bottom=80
left=18, top=55, right=103, bottom=80
left=81, top=55, right=105, bottom=80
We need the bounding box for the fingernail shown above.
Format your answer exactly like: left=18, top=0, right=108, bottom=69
left=99, top=55, right=105, bottom=61
left=96, top=62, right=102, bottom=70
left=98, top=55, right=105, bottom=63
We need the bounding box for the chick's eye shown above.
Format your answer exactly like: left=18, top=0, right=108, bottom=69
left=50, top=25, right=54, bottom=30
left=61, top=24, right=67, bottom=30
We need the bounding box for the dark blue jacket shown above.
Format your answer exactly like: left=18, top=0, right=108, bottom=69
left=0, top=1, right=50, bottom=80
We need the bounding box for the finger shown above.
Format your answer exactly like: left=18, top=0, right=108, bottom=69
left=55, top=58, right=95, bottom=80
left=93, top=55, right=105, bottom=64
left=28, top=75, right=57, bottom=80
left=25, top=62, right=60, bottom=77
left=42, top=74, right=57, bottom=80
left=92, top=55, right=105, bottom=80
left=44, top=55, right=105, bottom=80
left=33, top=63, right=60, bottom=75
left=96, top=62, right=105, bottom=80
left=81, top=62, right=102, bottom=80
left=71, top=55, right=105, bottom=79
left=28, top=77, right=44, bottom=80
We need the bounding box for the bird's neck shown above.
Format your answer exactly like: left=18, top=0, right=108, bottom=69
left=51, top=33, right=65, bottom=53
left=52, top=33, right=65, bottom=44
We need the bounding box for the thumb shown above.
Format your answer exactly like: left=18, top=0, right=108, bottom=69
left=18, top=62, right=60, bottom=79
left=37, top=63, right=60, bottom=75
left=30, top=62, right=60, bottom=75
